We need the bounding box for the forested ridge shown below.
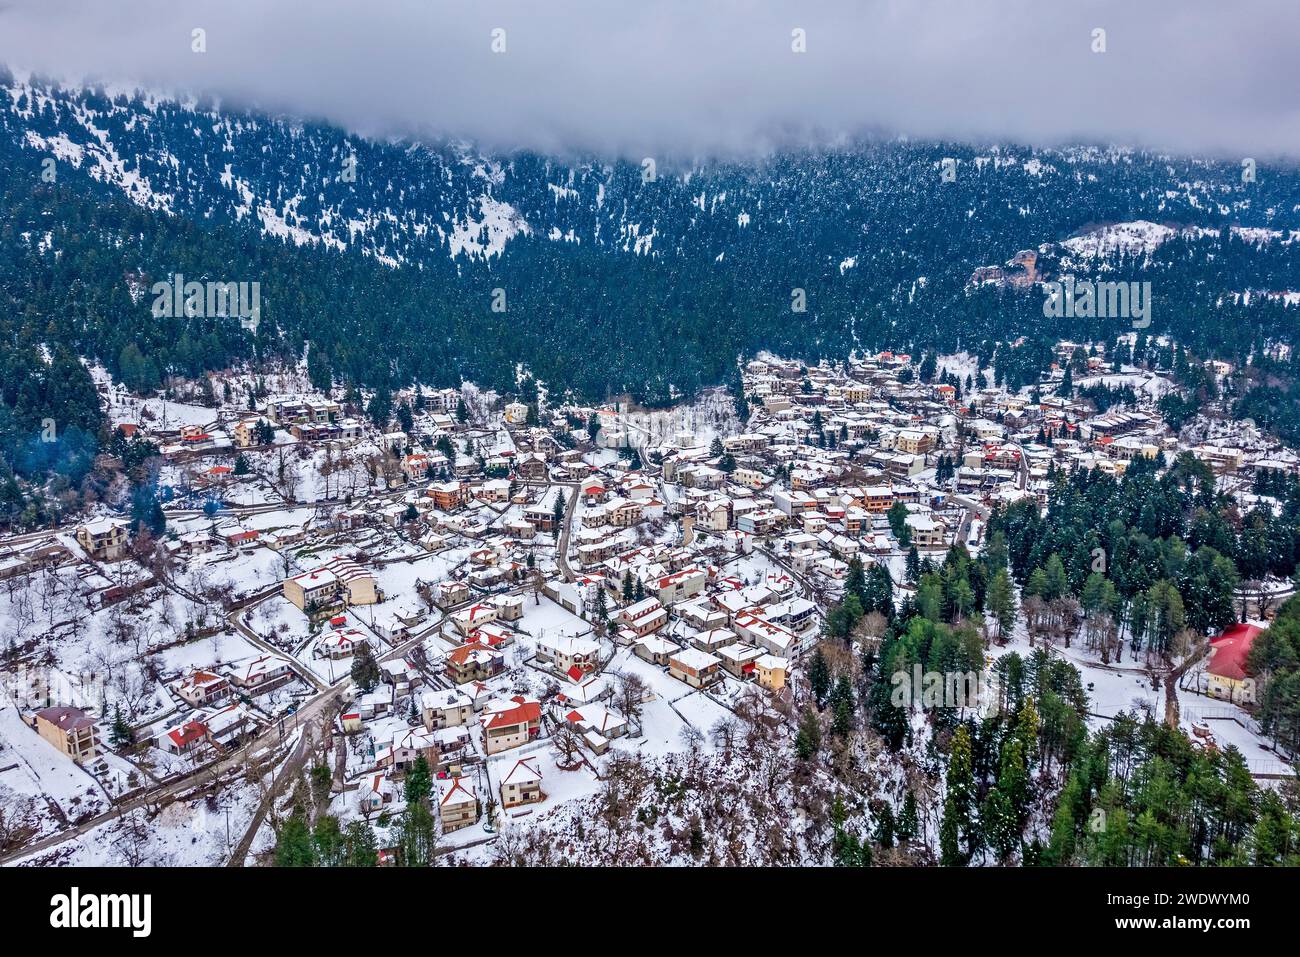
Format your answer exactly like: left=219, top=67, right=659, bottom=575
left=2, top=69, right=1300, bottom=498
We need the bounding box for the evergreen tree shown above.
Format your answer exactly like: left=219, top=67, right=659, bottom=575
left=794, top=708, right=821, bottom=761
left=552, top=489, right=567, bottom=539
left=906, top=544, right=921, bottom=584
left=830, top=674, right=855, bottom=737
left=986, top=568, right=1015, bottom=642
left=343, top=820, right=379, bottom=866
left=312, top=815, right=345, bottom=866
left=403, top=755, right=433, bottom=805
left=940, top=725, right=976, bottom=865
left=274, top=813, right=317, bottom=867
left=898, top=791, right=919, bottom=842
left=808, top=647, right=832, bottom=707
left=874, top=802, right=896, bottom=849
left=397, top=797, right=438, bottom=866
left=109, top=704, right=134, bottom=749
left=350, top=644, right=381, bottom=693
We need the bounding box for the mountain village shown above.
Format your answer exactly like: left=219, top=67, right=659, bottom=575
left=0, top=336, right=1296, bottom=866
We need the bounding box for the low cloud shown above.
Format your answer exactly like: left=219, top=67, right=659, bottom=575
left=1, top=0, right=1297, bottom=160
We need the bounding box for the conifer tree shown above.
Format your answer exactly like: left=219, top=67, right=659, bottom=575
left=898, top=791, right=919, bottom=842
left=794, top=708, right=821, bottom=761
left=986, top=568, right=1015, bottom=642
left=808, top=647, right=831, bottom=707
left=940, top=724, right=976, bottom=865
left=275, top=813, right=317, bottom=867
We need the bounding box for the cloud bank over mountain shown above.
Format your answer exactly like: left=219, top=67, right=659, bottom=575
left=2, top=0, right=1297, bottom=160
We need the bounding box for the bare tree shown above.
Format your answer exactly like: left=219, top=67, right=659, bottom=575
left=614, top=672, right=646, bottom=735
left=678, top=723, right=704, bottom=753
left=0, top=796, right=36, bottom=851
left=551, top=722, right=583, bottom=768
left=113, top=807, right=151, bottom=867
left=710, top=717, right=739, bottom=754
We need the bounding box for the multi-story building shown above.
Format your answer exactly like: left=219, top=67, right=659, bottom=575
left=32, top=706, right=99, bottom=764
left=75, top=519, right=129, bottom=562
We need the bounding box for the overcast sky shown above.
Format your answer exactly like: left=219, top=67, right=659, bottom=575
left=1, top=0, right=1297, bottom=161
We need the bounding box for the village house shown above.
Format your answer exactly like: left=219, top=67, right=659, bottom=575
left=617, top=596, right=669, bottom=639
left=432, top=726, right=474, bottom=768
left=634, top=634, right=681, bottom=666
left=438, top=776, right=479, bottom=832
left=450, top=602, right=499, bottom=637
left=158, top=717, right=209, bottom=756
left=500, top=756, right=545, bottom=809
left=436, top=579, right=470, bottom=608
left=31, top=706, right=99, bottom=764
left=427, top=481, right=465, bottom=511
left=75, top=518, right=129, bottom=562
left=606, top=497, right=644, bottom=528
left=652, top=567, right=707, bottom=606
left=316, top=628, right=368, bottom=660
left=559, top=702, right=629, bottom=751
left=354, top=687, right=395, bottom=720
left=895, top=429, right=937, bottom=455
left=716, top=642, right=765, bottom=680
left=736, top=508, right=785, bottom=535
left=378, top=657, right=420, bottom=697
left=158, top=703, right=257, bottom=755
left=282, top=559, right=380, bottom=614
left=224, top=655, right=295, bottom=695
left=489, top=593, right=525, bottom=622
left=696, top=499, right=731, bottom=532
left=377, top=726, right=440, bottom=774
left=171, top=669, right=231, bottom=708
left=668, top=647, right=723, bottom=689
left=732, top=612, right=798, bottom=657
left=536, top=633, right=602, bottom=674
left=1206, top=623, right=1262, bottom=704
left=232, top=417, right=267, bottom=448
left=359, top=772, right=395, bottom=814
left=445, top=644, right=506, bottom=684
left=421, top=687, right=474, bottom=730
left=481, top=696, right=543, bottom=755
left=754, top=654, right=789, bottom=692
left=905, top=513, right=948, bottom=548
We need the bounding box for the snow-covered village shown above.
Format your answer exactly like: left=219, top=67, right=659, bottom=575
left=3, top=3, right=1300, bottom=940
left=2, top=335, right=1297, bottom=870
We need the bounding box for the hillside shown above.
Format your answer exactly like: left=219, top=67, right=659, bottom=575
left=2, top=67, right=1300, bottom=411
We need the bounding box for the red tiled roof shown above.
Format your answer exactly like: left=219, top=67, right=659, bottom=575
left=484, top=701, right=541, bottom=729
left=1208, top=623, right=1262, bottom=682
left=168, top=720, right=208, bottom=747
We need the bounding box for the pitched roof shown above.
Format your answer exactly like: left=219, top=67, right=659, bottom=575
left=482, top=699, right=541, bottom=730
left=1208, top=623, right=1263, bottom=681
left=502, top=756, right=542, bottom=786
left=35, top=706, right=95, bottom=731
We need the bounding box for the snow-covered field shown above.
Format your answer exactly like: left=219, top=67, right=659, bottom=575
left=0, top=704, right=109, bottom=842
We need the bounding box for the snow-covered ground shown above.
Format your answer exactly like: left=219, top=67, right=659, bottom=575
left=0, top=704, right=109, bottom=842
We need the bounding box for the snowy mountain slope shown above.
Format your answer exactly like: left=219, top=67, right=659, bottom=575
left=3, top=67, right=1299, bottom=403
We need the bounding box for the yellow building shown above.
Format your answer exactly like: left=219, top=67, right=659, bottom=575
left=755, top=654, right=789, bottom=692
left=33, top=707, right=99, bottom=764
